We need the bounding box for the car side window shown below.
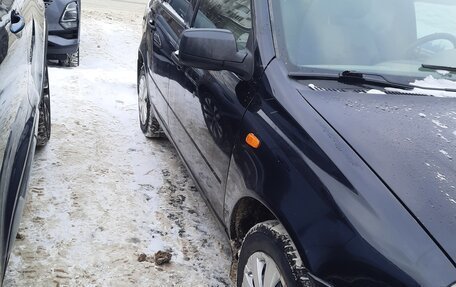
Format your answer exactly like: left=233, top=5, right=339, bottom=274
left=167, top=0, right=190, bottom=22
left=162, top=0, right=197, bottom=40
left=194, top=0, right=252, bottom=50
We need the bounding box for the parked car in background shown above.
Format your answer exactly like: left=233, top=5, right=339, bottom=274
left=138, top=0, right=456, bottom=286
left=0, top=0, right=50, bottom=281
left=44, top=0, right=80, bottom=67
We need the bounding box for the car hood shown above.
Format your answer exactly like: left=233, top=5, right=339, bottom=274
left=300, top=87, right=456, bottom=262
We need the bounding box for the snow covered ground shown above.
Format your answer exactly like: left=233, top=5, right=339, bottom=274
left=4, top=8, right=231, bottom=287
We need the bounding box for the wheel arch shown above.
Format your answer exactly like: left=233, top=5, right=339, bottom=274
left=230, top=196, right=275, bottom=242
left=137, top=34, right=148, bottom=84
left=228, top=196, right=337, bottom=286
left=137, top=50, right=145, bottom=84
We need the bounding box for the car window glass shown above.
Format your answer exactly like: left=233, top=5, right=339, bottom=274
left=166, top=0, right=191, bottom=24
left=162, top=11, right=185, bottom=37
left=163, top=0, right=198, bottom=40
left=415, top=1, right=456, bottom=51
left=194, top=0, right=252, bottom=50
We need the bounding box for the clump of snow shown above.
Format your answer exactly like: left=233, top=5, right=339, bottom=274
left=444, top=193, right=456, bottom=205
left=436, top=70, right=450, bottom=76
left=419, top=113, right=426, bottom=118
left=411, top=75, right=456, bottom=98
left=437, top=172, right=447, bottom=181
left=437, top=134, right=451, bottom=143
left=432, top=119, right=448, bottom=129
left=439, top=150, right=453, bottom=160
left=366, top=89, right=386, bottom=94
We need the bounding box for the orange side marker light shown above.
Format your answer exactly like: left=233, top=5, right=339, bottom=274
left=246, top=133, right=261, bottom=149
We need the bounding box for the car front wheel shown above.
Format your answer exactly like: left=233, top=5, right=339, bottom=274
left=237, top=220, right=314, bottom=287
left=37, top=65, right=51, bottom=146
left=138, top=65, right=163, bottom=138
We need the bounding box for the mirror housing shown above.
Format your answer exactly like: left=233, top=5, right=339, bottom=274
left=178, top=29, right=253, bottom=80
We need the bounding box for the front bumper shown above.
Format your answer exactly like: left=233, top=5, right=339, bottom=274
left=47, top=34, right=79, bottom=59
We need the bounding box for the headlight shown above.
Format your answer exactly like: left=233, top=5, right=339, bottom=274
left=60, top=2, right=78, bottom=29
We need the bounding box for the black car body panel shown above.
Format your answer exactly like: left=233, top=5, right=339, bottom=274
left=44, top=0, right=80, bottom=59
left=139, top=0, right=456, bottom=285
left=301, top=87, right=456, bottom=263
left=239, top=59, right=456, bottom=286
left=0, top=0, right=47, bottom=279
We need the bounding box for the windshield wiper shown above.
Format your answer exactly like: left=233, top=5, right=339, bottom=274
left=422, top=64, right=456, bottom=73
left=289, top=70, right=456, bottom=93
left=288, top=70, right=413, bottom=90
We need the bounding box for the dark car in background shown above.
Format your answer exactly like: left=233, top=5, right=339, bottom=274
left=138, top=0, right=456, bottom=286
left=44, top=0, right=80, bottom=67
left=0, top=0, right=50, bottom=281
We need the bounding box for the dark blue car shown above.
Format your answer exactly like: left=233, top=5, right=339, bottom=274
left=0, top=0, right=50, bottom=280
left=44, top=0, right=80, bottom=67
left=138, top=0, right=456, bottom=286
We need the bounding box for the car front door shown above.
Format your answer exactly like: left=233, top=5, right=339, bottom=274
left=0, top=0, right=38, bottom=274
left=145, top=0, right=194, bottom=128
left=167, top=0, right=253, bottom=218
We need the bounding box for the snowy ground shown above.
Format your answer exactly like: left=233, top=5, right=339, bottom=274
left=83, top=0, right=147, bottom=13
left=4, top=8, right=231, bottom=287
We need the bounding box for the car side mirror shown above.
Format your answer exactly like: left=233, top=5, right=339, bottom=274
left=178, top=28, right=253, bottom=81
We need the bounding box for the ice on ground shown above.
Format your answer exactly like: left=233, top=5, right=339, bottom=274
left=4, top=8, right=231, bottom=287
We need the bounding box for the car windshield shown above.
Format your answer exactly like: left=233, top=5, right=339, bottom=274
left=270, top=0, right=456, bottom=88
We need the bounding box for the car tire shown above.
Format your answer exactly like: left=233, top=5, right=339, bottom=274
left=237, top=220, right=314, bottom=287
left=37, top=66, right=51, bottom=146
left=138, top=66, right=163, bottom=138
left=59, top=48, right=79, bottom=67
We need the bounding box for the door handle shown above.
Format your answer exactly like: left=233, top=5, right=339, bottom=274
left=148, top=18, right=156, bottom=31
left=171, top=50, right=182, bottom=70
left=10, top=10, right=25, bottom=34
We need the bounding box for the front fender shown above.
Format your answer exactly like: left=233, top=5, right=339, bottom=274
left=224, top=60, right=456, bottom=286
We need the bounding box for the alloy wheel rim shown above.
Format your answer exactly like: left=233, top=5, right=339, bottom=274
left=43, top=97, right=50, bottom=133
left=42, top=70, right=51, bottom=135
left=138, top=75, right=148, bottom=126
left=202, top=97, right=223, bottom=141
left=242, top=252, right=285, bottom=287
